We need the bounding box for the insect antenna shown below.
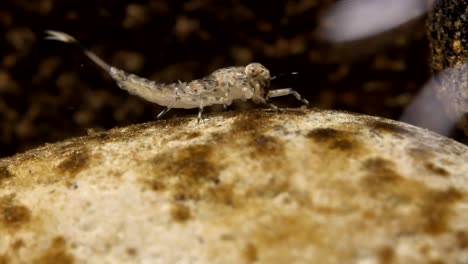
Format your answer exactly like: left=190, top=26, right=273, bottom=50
left=270, top=72, right=299, bottom=80
left=44, top=30, right=111, bottom=73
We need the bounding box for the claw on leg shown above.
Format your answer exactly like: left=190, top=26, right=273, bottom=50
left=253, top=95, right=279, bottom=111
left=156, top=107, right=172, bottom=119
left=267, top=102, right=279, bottom=111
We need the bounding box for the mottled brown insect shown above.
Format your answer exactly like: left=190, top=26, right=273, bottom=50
left=45, top=30, right=309, bottom=122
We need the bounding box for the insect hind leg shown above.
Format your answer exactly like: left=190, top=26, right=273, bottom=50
left=156, top=107, right=172, bottom=119
left=266, top=88, right=309, bottom=106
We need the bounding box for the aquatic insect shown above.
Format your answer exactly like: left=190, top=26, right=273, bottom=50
left=45, top=30, right=309, bottom=123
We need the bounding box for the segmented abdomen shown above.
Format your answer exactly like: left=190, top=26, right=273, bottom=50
left=110, top=67, right=203, bottom=108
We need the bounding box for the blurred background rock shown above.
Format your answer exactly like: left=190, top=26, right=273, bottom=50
left=426, top=0, right=468, bottom=137
left=0, top=0, right=463, bottom=157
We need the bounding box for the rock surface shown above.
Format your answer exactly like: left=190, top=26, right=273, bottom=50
left=0, top=109, right=467, bottom=263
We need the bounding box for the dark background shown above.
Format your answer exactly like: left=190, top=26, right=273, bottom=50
left=0, top=0, right=448, bottom=157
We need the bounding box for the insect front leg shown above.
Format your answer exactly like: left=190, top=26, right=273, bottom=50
left=266, top=88, right=309, bottom=106
left=252, top=94, right=279, bottom=110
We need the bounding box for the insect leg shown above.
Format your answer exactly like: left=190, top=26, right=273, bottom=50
left=252, top=95, right=279, bottom=110
left=197, top=105, right=204, bottom=124
left=266, top=88, right=309, bottom=105
left=156, top=107, right=172, bottom=119
left=266, top=102, right=279, bottom=110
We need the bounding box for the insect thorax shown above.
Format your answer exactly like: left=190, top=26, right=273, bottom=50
left=207, top=65, right=270, bottom=103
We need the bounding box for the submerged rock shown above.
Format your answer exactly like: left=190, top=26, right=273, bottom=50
left=0, top=109, right=467, bottom=263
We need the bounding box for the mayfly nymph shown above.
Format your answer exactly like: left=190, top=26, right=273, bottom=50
left=45, top=30, right=309, bottom=123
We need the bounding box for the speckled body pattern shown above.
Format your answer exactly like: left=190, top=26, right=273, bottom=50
left=45, top=30, right=308, bottom=121
left=109, top=64, right=271, bottom=109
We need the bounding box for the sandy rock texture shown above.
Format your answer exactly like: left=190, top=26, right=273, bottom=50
left=0, top=109, right=467, bottom=263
